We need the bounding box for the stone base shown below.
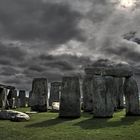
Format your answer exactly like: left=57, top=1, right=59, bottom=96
left=31, top=105, right=47, bottom=112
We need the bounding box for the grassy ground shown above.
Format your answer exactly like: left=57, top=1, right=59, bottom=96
left=0, top=108, right=140, bottom=140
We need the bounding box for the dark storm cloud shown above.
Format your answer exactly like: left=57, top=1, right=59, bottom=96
left=21, top=53, right=92, bottom=82
left=0, top=0, right=84, bottom=44
left=0, top=42, right=26, bottom=61
left=123, top=31, right=140, bottom=45
left=0, top=66, right=19, bottom=76
left=104, top=43, right=140, bottom=63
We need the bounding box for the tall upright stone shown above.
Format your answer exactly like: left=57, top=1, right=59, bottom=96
left=123, top=77, right=140, bottom=116
left=59, top=76, right=81, bottom=118
left=114, top=78, right=124, bottom=109
left=28, top=91, right=32, bottom=107
left=31, top=78, right=48, bottom=112
left=19, top=90, right=26, bottom=107
left=82, top=76, right=93, bottom=112
left=7, top=89, right=17, bottom=109
left=92, top=76, right=114, bottom=118
left=13, top=90, right=18, bottom=108
left=0, top=87, right=7, bottom=110
left=49, top=82, right=61, bottom=106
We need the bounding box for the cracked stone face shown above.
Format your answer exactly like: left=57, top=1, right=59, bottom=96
left=124, top=77, right=140, bottom=116
left=92, top=75, right=114, bottom=118
left=82, top=75, right=93, bottom=112
left=49, top=82, right=61, bottom=106
left=31, top=78, right=48, bottom=112
left=59, top=76, right=81, bottom=118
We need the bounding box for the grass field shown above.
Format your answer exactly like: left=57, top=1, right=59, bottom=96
left=0, top=108, right=140, bottom=140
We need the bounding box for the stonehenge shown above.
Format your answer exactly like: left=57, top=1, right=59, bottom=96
left=19, top=90, right=26, bottom=107
left=0, top=63, right=139, bottom=120
left=49, top=82, right=61, bottom=106
left=84, top=66, right=140, bottom=117
left=59, top=76, right=81, bottom=118
left=31, top=78, right=48, bottom=112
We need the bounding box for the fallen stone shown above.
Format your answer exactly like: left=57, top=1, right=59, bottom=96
left=0, top=110, right=30, bottom=122
left=25, top=111, right=38, bottom=114
left=51, top=102, right=60, bottom=112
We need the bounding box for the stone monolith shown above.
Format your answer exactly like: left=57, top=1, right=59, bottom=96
left=49, top=82, right=61, bottom=106
left=92, top=76, right=114, bottom=118
left=19, top=90, right=26, bottom=107
left=59, top=77, right=81, bottom=118
left=31, top=78, right=48, bottom=112
left=82, top=76, right=93, bottom=112
left=123, top=77, right=140, bottom=116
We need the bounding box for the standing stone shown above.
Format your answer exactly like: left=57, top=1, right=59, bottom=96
left=49, top=82, right=61, bottom=106
left=28, top=91, right=32, bottom=107
left=13, top=90, right=18, bottom=108
left=19, top=90, right=26, bottom=107
left=7, top=89, right=17, bottom=109
left=31, top=78, right=48, bottom=112
left=0, top=87, right=7, bottom=110
left=82, top=76, right=93, bottom=112
left=115, top=78, right=124, bottom=109
left=92, top=76, right=114, bottom=118
left=123, top=77, right=140, bottom=116
left=112, top=78, right=124, bottom=111
left=59, top=77, right=81, bottom=118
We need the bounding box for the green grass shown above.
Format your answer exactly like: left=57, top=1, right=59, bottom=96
left=0, top=108, right=140, bottom=140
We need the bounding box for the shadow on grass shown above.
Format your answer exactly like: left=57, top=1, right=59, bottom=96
left=25, top=117, right=76, bottom=128
left=74, top=116, right=140, bottom=129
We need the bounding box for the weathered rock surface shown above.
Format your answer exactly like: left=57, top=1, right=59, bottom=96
left=28, top=91, right=32, bottom=107
left=19, top=90, right=26, bottom=107
left=82, top=76, right=93, bottom=112
left=49, top=82, right=61, bottom=106
left=0, top=110, right=30, bottom=121
left=123, top=77, right=140, bottom=116
left=0, top=87, right=7, bottom=110
left=114, top=78, right=124, bottom=109
left=7, top=89, right=17, bottom=109
left=92, top=76, right=114, bottom=118
left=85, top=66, right=133, bottom=77
left=59, top=77, right=81, bottom=118
left=31, top=78, right=48, bottom=112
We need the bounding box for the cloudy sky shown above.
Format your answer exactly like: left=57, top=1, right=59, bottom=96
left=0, top=0, right=140, bottom=90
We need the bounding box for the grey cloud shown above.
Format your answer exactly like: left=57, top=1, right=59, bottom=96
left=0, top=66, right=19, bottom=76
left=0, top=0, right=85, bottom=44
